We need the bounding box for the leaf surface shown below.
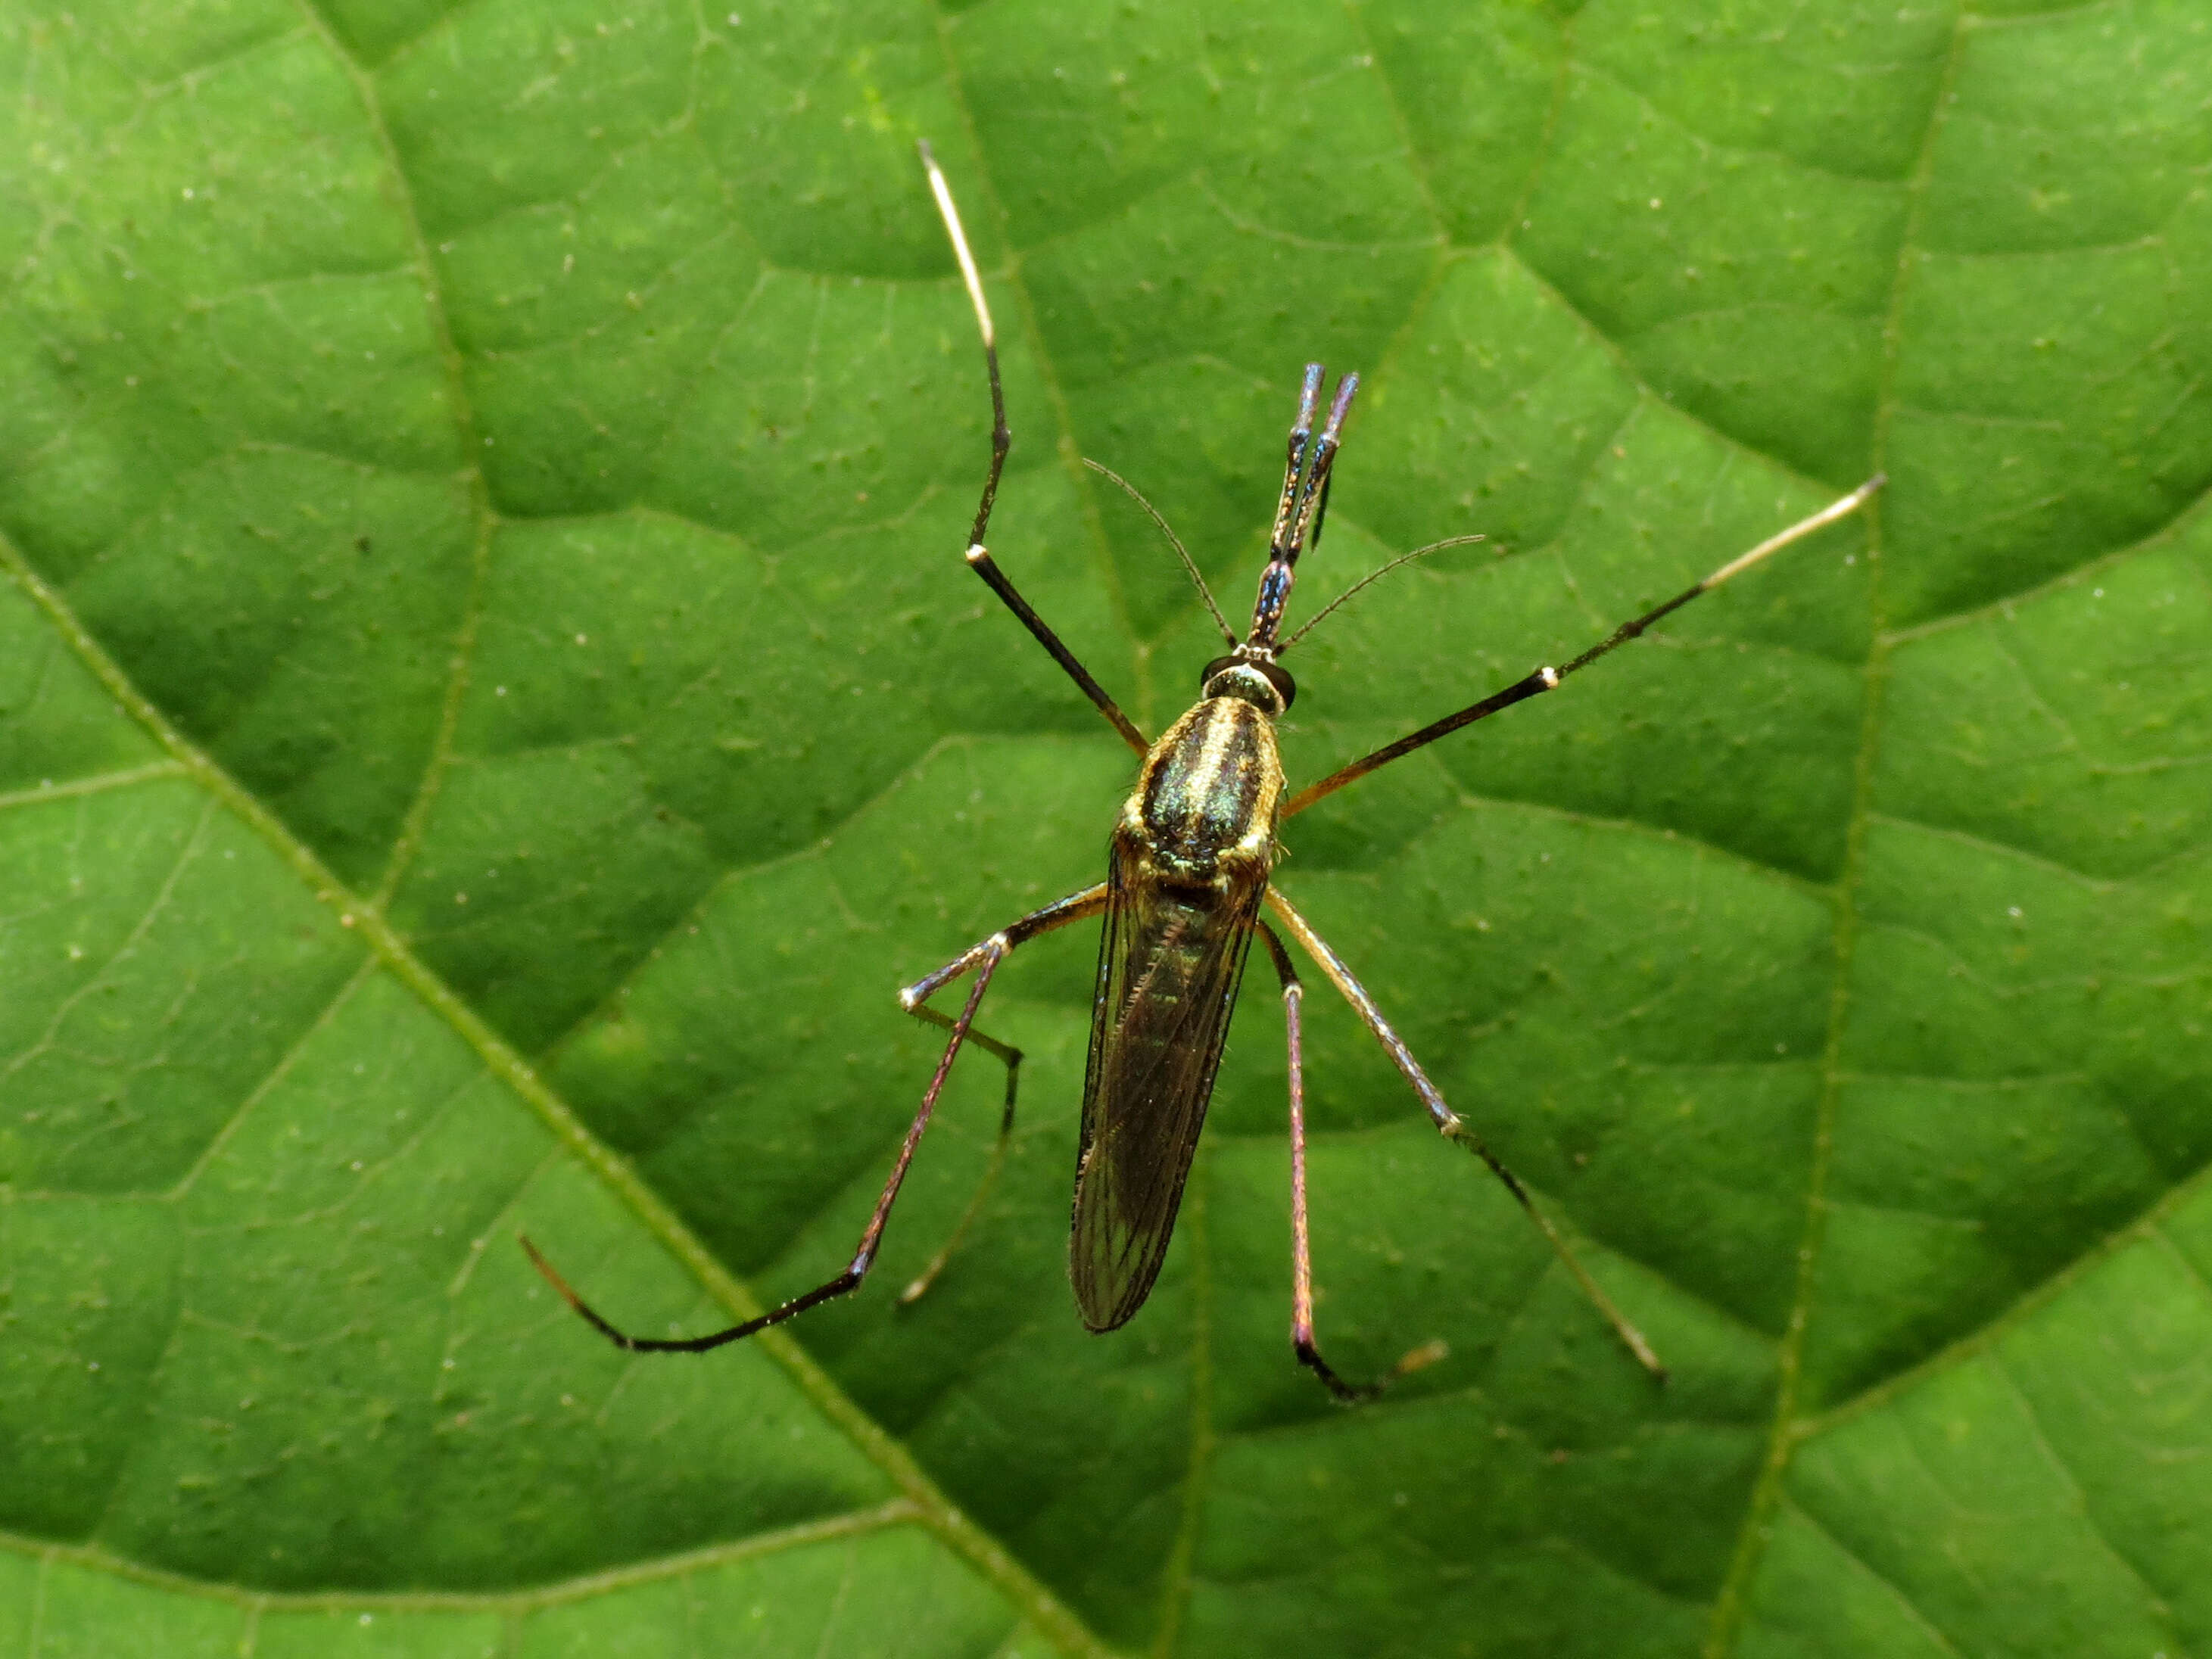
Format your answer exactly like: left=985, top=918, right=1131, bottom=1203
left=2, top=2, right=2209, bottom=1655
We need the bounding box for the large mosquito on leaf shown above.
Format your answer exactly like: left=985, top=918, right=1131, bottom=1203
left=522, top=143, right=1883, bottom=1402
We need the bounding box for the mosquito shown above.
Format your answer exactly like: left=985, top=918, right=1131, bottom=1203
left=521, top=142, right=1883, bottom=1402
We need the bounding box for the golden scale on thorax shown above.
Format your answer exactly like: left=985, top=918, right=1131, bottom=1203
left=1127, top=677, right=1285, bottom=891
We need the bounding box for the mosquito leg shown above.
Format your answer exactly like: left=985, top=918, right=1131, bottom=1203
left=1263, top=888, right=1668, bottom=1382
left=1257, top=924, right=1447, bottom=1404
left=521, top=954, right=1003, bottom=1352
left=895, top=882, right=1111, bottom=1302
left=522, top=883, right=1109, bottom=1352
left=1280, top=476, right=1885, bottom=817
left=1260, top=923, right=1367, bottom=1401
left=917, top=141, right=1148, bottom=758
left=891, top=1002, right=1017, bottom=1306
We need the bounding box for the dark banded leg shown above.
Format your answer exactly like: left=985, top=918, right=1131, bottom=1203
left=917, top=142, right=1148, bottom=758
left=1259, top=923, right=1448, bottom=1404
left=894, top=985, right=1018, bottom=1306
left=1263, top=888, right=1668, bottom=1382
left=896, top=882, right=1111, bottom=1302
left=1280, top=477, right=1885, bottom=817
left=521, top=883, right=1108, bottom=1353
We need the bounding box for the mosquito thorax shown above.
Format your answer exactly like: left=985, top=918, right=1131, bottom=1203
left=1199, top=652, right=1294, bottom=714
left=1127, top=665, right=1289, bottom=887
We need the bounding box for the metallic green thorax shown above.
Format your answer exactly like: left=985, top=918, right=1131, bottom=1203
left=1125, top=675, right=1285, bottom=884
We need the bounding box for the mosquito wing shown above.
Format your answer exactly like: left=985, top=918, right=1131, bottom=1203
left=1070, top=835, right=1265, bottom=1332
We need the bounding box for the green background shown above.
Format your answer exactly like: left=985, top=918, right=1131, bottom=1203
left=3, top=0, right=2209, bottom=1654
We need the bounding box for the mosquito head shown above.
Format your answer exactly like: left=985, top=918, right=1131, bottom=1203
left=1200, top=646, right=1295, bottom=714
left=1248, top=366, right=1359, bottom=652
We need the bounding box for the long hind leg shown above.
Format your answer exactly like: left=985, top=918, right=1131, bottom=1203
left=522, top=883, right=1108, bottom=1351
left=1257, top=922, right=1448, bottom=1404
left=894, top=883, right=1111, bottom=1302
left=1263, top=889, right=1667, bottom=1382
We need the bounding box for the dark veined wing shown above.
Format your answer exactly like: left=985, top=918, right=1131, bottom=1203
left=1070, top=835, right=1266, bottom=1331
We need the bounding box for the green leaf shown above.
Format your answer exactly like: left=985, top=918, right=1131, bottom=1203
left=2, top=2, right=2207, bottom=1656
